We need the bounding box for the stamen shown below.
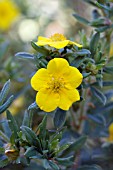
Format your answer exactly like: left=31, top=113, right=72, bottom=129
left=50, top=33, right=66, bottom=42
left=47, top=76, right=65, bottom=92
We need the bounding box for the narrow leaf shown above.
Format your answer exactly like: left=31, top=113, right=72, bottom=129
left=6, top=110, right=19, bottom=138
left=83, top=72, right=91, bottom=78
left=75, top=49, right=91, bottom=56
left=15, top=52, right=34, bottom=60
left=0, top=130, right=10, bottom=142
left=22, top=111, right=30, bottom=127
left=56, top=156, right=73, bottom=166
left=21, top=126, right=41, bottom=150
left=92, top=81, right=113, bottom=87
left=90, top=86, right=106, bottom=105
left=24, top=146, right=42, bottom=158
left=0, top=159, right=9, bottom=168
left=28, top=102, right=38, bottom=110
left=73, top=13, right=90, bottom=25
left=90, top=32, right=100, bottom=56
left=48, top=160, right=60, bottom=170
left=0, top=79, right=10, bottom=105
left=54, top=109, right=66, bottom=128
left=0, top=147, right=5, bottom=154
left=0, top=95, right=14, bottom=114
left=104, top=66, right=113, bottom=74
left=61, top=136, right=87, bottom=157
left=36, top=115, right=47, bottom=139
left=87, top=114, right=106, bottom=126
left=95, top=1, right=111, bottom=11
left=77, top=165, right=103, bottom=170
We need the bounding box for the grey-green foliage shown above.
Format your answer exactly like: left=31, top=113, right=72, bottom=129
left=0, top=80, right=14, bottom=114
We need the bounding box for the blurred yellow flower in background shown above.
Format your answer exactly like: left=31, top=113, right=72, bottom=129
left=36, top=33, right=82, bottom=49
left=0, top=0, right=19, bottom=31
left=109, top=43, right=113, bottom=57
left=108, top=123, right=113, bottom=142
left=31, top=58, right=83, bottom=112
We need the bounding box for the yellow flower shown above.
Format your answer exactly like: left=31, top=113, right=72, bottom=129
left=108, top=123, right=113, bottom=142
left=0, top=0, right=19, bottom=31
left=36, top=33, right=82, bottom=49
left=31, top=58, right=83, bottom=112
left=109, top=43, right=113, bottom=57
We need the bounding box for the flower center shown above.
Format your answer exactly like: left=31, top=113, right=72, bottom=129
left=47, top=76, right=65, bottom=92
left=49, top=33, right=66, bottom=42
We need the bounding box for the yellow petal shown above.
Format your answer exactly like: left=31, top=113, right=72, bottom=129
left=108, top=135, right=113, bottom=142
left=31, top=68, right=49, bottom=91
left=48, top=40, right=69, bottom=49
left=47, top=58, right=69, bottom=75
left=64, top=66, right=83, bottom=89
left=59, top=88, right=80, bottom=110
left=36, top=36, right=50, bottom=46
left=109, top=123, right=113, bottom=133
left=36, top=88, right=60, bottom=112
left=69, top=41, right=82, bottom=47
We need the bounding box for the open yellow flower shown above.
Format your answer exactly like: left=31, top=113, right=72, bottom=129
left=31, top=58, right=83, bottom=112
left=0, top=0, right=19, bottom=31
left=36, top=33, right=82, bottom=49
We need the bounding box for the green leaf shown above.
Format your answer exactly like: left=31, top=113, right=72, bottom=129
left=36, top=115, right=47, bottom=139
left=15, top=52, right=34, bottom=60
left=21, top=126, right=41, bottom=150
left=60, top=136, right=87, bottom=157
left=31, top=41, right=49, bottom=56
left=28, top=102, right=39, bottom=110
left=104, top=66, right=113, bottom=74
left=95, top=1, right=111, bottom=11
left=87, top=114, right=106, bottom=126
left=83, top=72, right=91, bottom=78
left=0, top=130, right=10, bottom=142
left=54, top=109, right=66, bottom=128
left=19, top=157, right=30, bottom=166
left=48, top=160, right=60, bottom=170
left=84, top=0, right=97, bottom=7
left=93, top=101, right=113, bottom=115
left=71, top=57, right=94, bottom=68
left=0, top=147, right=5, bottom=154
left=90, top=32, right=100, bottom=56
left=50, top=131, right=62, bottom=143
left=22, top=111, right=30, bottom=127
left=0, top=79, right=10, bottom=105
left=89, top=18, right=105, bottom=27
left=0, top=95, right=14, bottom=114
left=90, top=86, right=106, bottom=105
left=24, top=146, right=42, bottom=158
left=96, top=26, right=109, bottom=32
left=73, top=13, right=90, bottom=25
left=75, top=49, right=91, bottom=56
left=56, top=143, right=69, bottom=154
left=6, top=110, right=19, bottom=139
left=55, top=156, right=73, bottom=166
left=77, top=165, right=103, bottom=170
left=92, top=81, right=113, bottom=86
left=43, top=159, right=51, bottom=169
left=10, top=132, right=16, bottom=144
left=0, top=158, right=9, bottom=168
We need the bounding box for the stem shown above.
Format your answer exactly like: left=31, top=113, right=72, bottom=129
left=78, top=88, right=89, bottom=132
left=69, top=108, right=79, bottom=130
left=29, top=110, right=33, bottom=128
